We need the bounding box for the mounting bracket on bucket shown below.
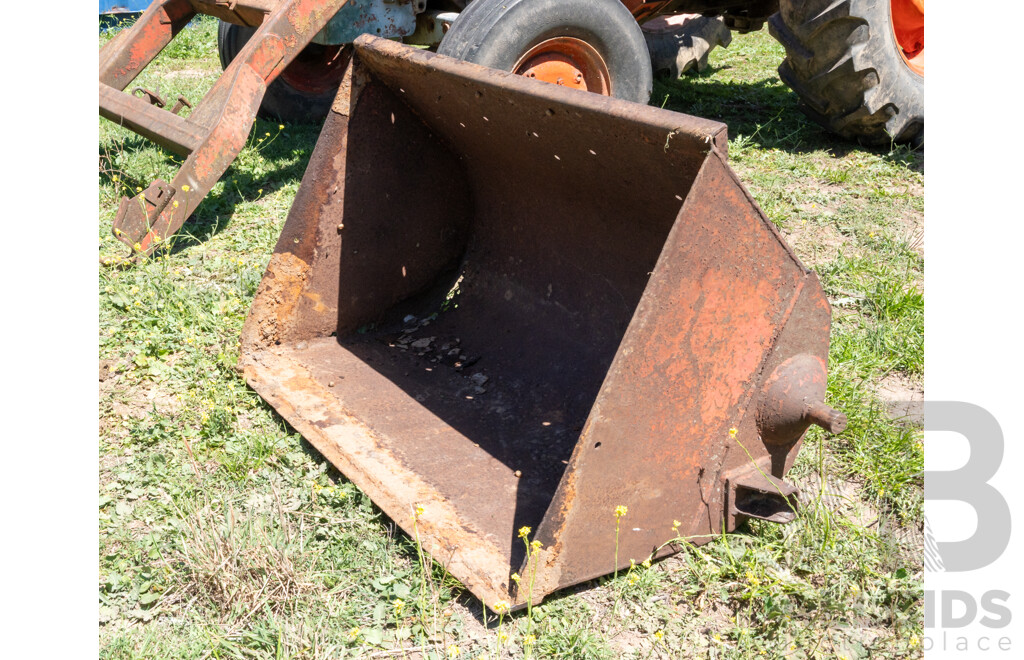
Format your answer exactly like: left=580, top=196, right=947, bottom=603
left=240, top=35, right=846, bottom=610
left=725, top=463, right=800, bottom=528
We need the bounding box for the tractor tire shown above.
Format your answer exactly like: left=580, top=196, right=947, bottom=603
left=217, top=21, right=349, bottom=124
left=437, top=0, right=653, bottom=105
left=768, top=0, right=924, bottom=146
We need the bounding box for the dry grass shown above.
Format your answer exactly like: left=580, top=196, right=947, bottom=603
left=174, top=499, right=312, bottom=623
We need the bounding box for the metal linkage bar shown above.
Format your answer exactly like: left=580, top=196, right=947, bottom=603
left=99, top=0, right=348, bottom=258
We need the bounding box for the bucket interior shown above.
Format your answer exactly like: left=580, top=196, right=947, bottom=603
left=248, top=48, right=721, bottom=574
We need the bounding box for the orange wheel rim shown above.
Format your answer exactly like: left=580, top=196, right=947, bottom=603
left=279, top=43, right=349, bottom=95
left=513, top=37, right=611, bottom=95
left=890, top=0, right=924, bottom=76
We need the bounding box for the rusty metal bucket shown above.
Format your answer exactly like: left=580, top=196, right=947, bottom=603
left=241, top=35, right=845, bottom=609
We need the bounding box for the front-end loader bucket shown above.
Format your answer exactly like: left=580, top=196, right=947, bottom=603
left=241, top=35, right=846, bottom=609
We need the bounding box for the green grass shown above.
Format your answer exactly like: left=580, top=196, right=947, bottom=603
left=99, top=20, right=923, bottom=659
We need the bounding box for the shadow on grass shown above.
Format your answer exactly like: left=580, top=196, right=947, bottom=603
left=99, top=118, right=324, bottom=252
left=653, top=72, right=923, bottom=173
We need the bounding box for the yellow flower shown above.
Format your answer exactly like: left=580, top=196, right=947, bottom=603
left=278, top=124, right=285, bottom=130
left=497, top=631, right=508, bottom=643
left=173, top=200, right=179, bottom=208
left=136, top=186, right=142, bottom=192
left=672, top=519, right=681, bottom=532
left=181, top=184, right=190, bottom=192
left=642, top=558, right=651, bottom=569
left=713, top=633, right=722, bottom=643
left=510, top=572, right=521, bottom=583
left=615, top=505, right=628, bottom=518
left=654, top=630, right=664, bottom=641
left=447, top=644, right=460, bottom=657
left=630, top=558, right=636, bottom=569
left=628, top=575, right=638, bottom=586
left=523, top=634, right=536, bottom=645
left=909, top=634, right=919, bottom=648
left=493, top=600, right=510, bottom=615
left=518, top=526, right=531, bottom=539
left=414, top=504, right=425, bottom=518
left=265, top=131, right=271, bottom=136
left=347, top=627, right=360, bottom=640
left=531, top=540, right=542, bottom=550
left=133, top=243, right=142, bottom=252
left=728, top=427, right=738, bottom=438
left=393, top=598, right=404, bottom=614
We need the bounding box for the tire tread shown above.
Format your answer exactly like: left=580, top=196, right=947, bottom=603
left=769, top=0, right=923, bottom=145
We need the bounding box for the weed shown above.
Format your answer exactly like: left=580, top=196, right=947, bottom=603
left=613, top=505, right=627, bottom=580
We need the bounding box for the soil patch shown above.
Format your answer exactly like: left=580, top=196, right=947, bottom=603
left=875, top=372, right=924, bottom=424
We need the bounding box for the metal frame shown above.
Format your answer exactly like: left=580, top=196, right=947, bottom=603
left=98, top=0, right=348, bottom=257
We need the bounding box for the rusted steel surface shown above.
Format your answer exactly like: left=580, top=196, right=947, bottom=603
left=98, top=0, right=349, bottom=258
left=193, top=0, right=281, bottom=27
left=758, top=353, right=846, bottom=446
left=724, top=462, right=800, bottom=528
left=622, top=0, right=674, bottom=23
left=99, top=0, right=196, bottom=90
left=100, top=82, right=201, bottom=155
left=240, top=36, right=843, bottom=610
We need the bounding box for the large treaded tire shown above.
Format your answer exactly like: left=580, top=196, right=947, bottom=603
left=768, top=0, right=923, bottom=146
left=438, top=0, right=653, bottom=105
left=217, top=21, right=347, bottom=124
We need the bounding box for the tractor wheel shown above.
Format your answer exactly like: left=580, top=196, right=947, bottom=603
left=437, top=0, right=653, bottom=105
left=217, top=21, right=349, bottom=124
left=768, top=0, right=923, bottom=146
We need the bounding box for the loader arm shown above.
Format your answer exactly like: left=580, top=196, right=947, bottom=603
left=98, top=0, right=349, bottom=259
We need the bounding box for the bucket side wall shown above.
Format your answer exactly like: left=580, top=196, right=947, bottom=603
left=242, top=63, right=474, bottom=348
left=530, top=152, right=830, bottom=597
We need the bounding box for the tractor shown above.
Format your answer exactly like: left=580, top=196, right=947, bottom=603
left=217, top=0, right=924, bottom=145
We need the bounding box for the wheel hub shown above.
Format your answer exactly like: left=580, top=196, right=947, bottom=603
left=279, top=43, right=349, bottom=95
left=513, top=38, right=611, bottom=95
left=890, top=0, right=924, bottom=76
